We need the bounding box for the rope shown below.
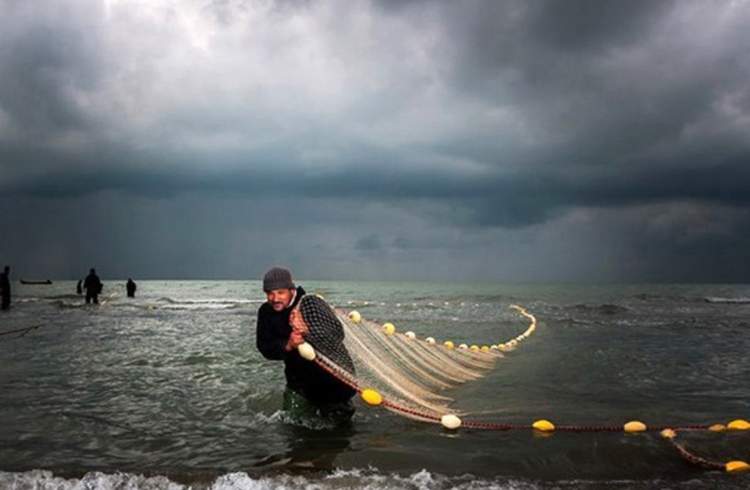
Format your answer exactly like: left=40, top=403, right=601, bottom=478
left=665, top=435, right=725, bottom=470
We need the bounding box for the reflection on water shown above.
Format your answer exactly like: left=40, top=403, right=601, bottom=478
left=255, top=422, right=356, bottom=472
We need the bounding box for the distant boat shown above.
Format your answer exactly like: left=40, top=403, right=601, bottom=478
left=20, top=279, right=53, bottom=285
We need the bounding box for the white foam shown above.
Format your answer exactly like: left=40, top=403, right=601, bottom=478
left=0, top=470, right=185, bottom=490
left=160, top=303, right=238, bottom=310
left=152, top=297, right=262, bottom=310
left=180, top=298, right=260, bottom=304
left=252, top=410, right=284, bottom=425
left=211, top=472, right=277, bottom=490
left=704, top=296, right=750, bottom=304
left=0, top=469, right=548, bottom=490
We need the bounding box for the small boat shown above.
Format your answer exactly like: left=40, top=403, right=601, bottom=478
left=20, top=279, right=53, bottom=285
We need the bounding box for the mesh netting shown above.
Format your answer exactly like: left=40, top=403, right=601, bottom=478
left=297, top=296, right=750, bottom=472
left=298, top=295, right=356, bottom=376
left=298, top=295, right=536, bottom=422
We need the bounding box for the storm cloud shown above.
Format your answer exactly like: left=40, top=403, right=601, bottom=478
left=1, top=0, right=749, bottom=281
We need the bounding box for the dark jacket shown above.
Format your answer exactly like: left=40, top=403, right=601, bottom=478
left=256, top=286, right=356, bottom=405
left=84, top=273, right=101, bottom=295
left=0, top=272, right=9, bottom=298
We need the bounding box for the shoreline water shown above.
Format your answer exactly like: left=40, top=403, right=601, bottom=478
left=1, top=281, right=749, bottom=488
left=2, top=467, right=748, bottom=490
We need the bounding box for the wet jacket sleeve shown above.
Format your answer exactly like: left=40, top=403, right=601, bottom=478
left=256, top=308, right=287, bottom=360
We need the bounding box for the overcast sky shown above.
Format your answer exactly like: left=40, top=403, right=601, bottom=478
left=1, top=0, right=749, bottom=282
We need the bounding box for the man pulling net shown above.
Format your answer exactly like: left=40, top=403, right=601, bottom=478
left=256, top=267, right=356, bottom=425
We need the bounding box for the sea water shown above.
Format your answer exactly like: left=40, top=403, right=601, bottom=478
left=1, top=281, right=749, bottom=489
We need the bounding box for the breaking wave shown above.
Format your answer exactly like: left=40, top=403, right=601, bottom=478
left=567, top=304, right=630, bottom=315
left=155, top=297, right=262, bottom=310
left=1, top=468, right=722, bottom=490
left=704, top=297, right=750, bottom=304
left=43, top=297, right=263, bottom=311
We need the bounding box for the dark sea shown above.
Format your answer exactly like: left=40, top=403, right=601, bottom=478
left=1, top=281, right=749, bottom=489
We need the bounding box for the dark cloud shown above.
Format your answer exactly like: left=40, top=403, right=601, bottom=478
left=355, top=234, right=383, bottom=252
left=0, top=1, right=105, bottom=137
left=525, top=1, right=672, bottom=52
left=1, top=0, right=749, bottom=281
left=5, top=144, right=748, bottom=231
left=2, top=192, right=750, bottom=282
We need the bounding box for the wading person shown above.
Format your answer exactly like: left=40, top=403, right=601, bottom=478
left=256, top=267, right=355, bottom=424
left=84, top=268, right=102, bottom=304
left=126, top=278, right=137, bottom=298
left=1, top=265, right=10, bottom=310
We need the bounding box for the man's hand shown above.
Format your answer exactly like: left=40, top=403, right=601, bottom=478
left=285, top=330, right=305, bottom=351
left=285, top=308, right=309, bottom=352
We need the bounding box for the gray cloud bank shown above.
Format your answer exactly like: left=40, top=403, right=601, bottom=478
left=1, top=0, right=749, bottom=281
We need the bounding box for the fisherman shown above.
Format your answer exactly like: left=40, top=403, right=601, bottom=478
left=126, top=278, right=137, bottom=298
left=76, top=279, right=83, bottom=295
left=256, top=267, right=356, bottom=424
left=83, top=268, right=102, bottom=304
left=1, top=265, right=10, bottom=310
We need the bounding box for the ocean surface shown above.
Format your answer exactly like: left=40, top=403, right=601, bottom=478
left=0, top=280, right=749, bottom=489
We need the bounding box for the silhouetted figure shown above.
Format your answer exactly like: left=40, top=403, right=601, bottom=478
left=76, top=279, right=83, bottom=295
left=84, top=268, right=102, bottom=304
left=126, top=278, right=137, bottom=298
left=0, top=265, right=10, bottom=311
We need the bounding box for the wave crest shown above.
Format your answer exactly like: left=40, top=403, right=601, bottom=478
left=704, top=297, right=750, bottom=304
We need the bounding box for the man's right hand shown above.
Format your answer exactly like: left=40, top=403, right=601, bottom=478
left=285, top=330, right=305, bottom=351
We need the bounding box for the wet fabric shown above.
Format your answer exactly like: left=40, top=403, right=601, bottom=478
left=283, top=388, right=354, bottom=426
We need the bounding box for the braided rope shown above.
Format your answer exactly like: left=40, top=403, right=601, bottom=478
left=664, top=432, right=726, bottom=470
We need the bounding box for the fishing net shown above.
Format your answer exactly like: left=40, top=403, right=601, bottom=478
left=294, top=295, right=750, bottom=472
left=297, top=294, right=536, bottom=424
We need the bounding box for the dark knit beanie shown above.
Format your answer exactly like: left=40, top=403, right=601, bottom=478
left=263, top=267, right=295, bottom=292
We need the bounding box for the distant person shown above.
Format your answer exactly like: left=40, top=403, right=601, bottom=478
left=1, top=265, right=10, bottom=310
left=84, top=268, right=102, bottom=304
left=126, top=278, right=137, bottom=298
left=76, top=279, right=83, bottom=295
left=256, top=267, right=356, bottom=424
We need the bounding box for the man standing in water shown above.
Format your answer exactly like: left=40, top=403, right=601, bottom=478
left=1, top=265, right=10, bottom=310
left=256, top=267, right=355, bottom=424
left=84, top=268, right=102, bottom=304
